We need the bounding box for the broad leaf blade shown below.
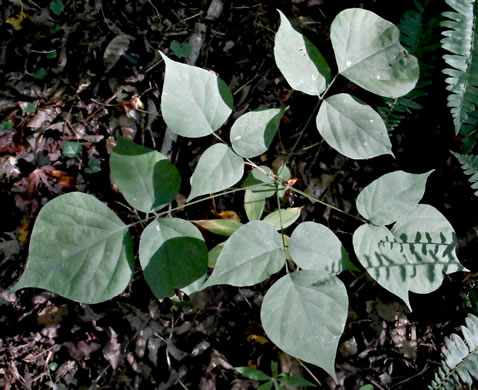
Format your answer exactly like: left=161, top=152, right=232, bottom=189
left=234, top=367, right=272, bottom=381
left=139, top=218, right=207, bottom=299
left=263, top=208, right=302, bottom=230
left=242, top=166, right=277, bottom=198
left=160, top=52, right=233, bottom=138
left=203, top=221, right=285, bottom=287
left=230, top=108, right=285, bottom=158
left=261, top=270, right=348, bottom=381
left=288, top=221, right=350, bottom=274
left=316, top=93, right=393, bottom=159
left=188, top=144, right=244, bottom=201
left=356, top=170, right=433, bottom=226
left=244, top=189, right=266, bottom=221
left=274, top=10, right=331, bottom=95
left=143, top=237, right=208, bottom=299
left=331, top=8, right=419, bottom=98
left=192, top=219, right=242, bottom=236
left=353, top=224, right=410, bottom=308
left=110, top=138, right=181, bottom=213
left=391, top=204, right=468, bottom=294
left=12, top=193, right=134, bottom=304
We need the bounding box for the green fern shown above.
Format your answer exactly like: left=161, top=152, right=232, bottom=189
left=451, top=151, right=478, bottom=196
left=441, top=0, right=478, bottom=136
left=377, top=0, right=439, bottom=130
left=429, top=313, right=478, bottom=389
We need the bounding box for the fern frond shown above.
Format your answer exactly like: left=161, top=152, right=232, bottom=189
left=429, top=314, right=478, bottom=389
left=451, top=151, right=478, bottom=196
left=441, top=0, right=478, bottom=135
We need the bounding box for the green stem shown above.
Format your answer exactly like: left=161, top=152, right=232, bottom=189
left=289, top=187, right=366, bottom=223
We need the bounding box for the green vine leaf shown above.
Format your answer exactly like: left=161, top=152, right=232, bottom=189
left=244, top=189, right=266, bottom=221
left=353, top=223, right=411, bottom=308
left=288, top=222, right=351, bottom=274
left=202, top=221, right=286, bottom=288
left=110, top=138, right=181, bottom=213
left=139, top=218, right=207, bottom=299
left=331, top=8, right=419, bottom=98
left=263, top=207, right=302, bottom=230
left=192, top=219, right=242, bottom=236
left=356, top=170, right=433, bottom=226
left=261, top=270, right=348, bottom=381
left=12, top=192, right=134, bottom=304
left=230, top=108, right=286, bottom=158
left=274, top=10, right=331, bottom=95
left=316, top=93, right=393, bottom=159
left=188, top=144, right=244, bottom=201
left=391, top=204, right=467, bottom=293
left=160, top=52, right=233, bottom=138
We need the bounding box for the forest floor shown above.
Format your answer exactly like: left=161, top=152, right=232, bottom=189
left=1, top=0, right=478, bottom=389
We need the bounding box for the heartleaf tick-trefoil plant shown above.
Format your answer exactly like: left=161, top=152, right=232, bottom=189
left=12, top=8, right=468, bottom=381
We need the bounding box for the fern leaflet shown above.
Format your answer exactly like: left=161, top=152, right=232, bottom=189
left=451, top=151, right=478, bottom=196
left=441, top=0, right=478, bottom=135
left=429, top=313, right=478, bottom=389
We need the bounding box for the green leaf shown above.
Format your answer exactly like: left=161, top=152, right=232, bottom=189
left=356, top=170, right=433, bottom=226
left=192, top=219, right=242, bottom=236
left=263, top=207, right=302, bottom=230
left=234, top=367, right=272, bottom=381
left=230, top=108, right=285, bottom=158
left=50, top=0, right=64, bottom=15
left=278, top=374, right=316, bottom=387
left=46, top=50, right=57, bottom=59
left=34, top=68, right=48, bottom=80
left=208, top=242, right=225, bottom=268
left=257, top=382, right=274, bottom=390
left=84, top=159, right=101, bottom=174
left=330, top=8, right=419, bottom=98
left=12, top=192, right=134, bottom=303
left=22, top=103, right=36, bottom=113
left=316, top=93, right=393, bottom=160
left=62, top=141, right=82, bottom=158
left=170, top=40, right=192, bottom=58
left=139, top=218, right=207, bottom=299
left=391, top=204, right=468, bottom=293
left=274, top=10, right=331, bottom=95
left=49, top=24, right=61, bottom=34
left=110, top=138, right=180, bottom=213
left=451, top=151, right=478, bottom=196
left=353, top=223, right=411, bottom=308
left=244, top=189, right=266, bottom=221
left=160, top=52, right=233, bottom=138
left=143, top=237, right=208, bottom=299
left=242, top=166, right=277, bottom=198
left=261, top=270, right=348, bottom=381
left=288, top=221, right=349, bottom=274
left=359, top=385, right=374, bottom=390
left=180, top=274, right=207, bottom=296
left=0, top=120, right=14, bottom=131
left=203, top=221, right=285, bottom=288
left=188, top=144, right=244, bottom=201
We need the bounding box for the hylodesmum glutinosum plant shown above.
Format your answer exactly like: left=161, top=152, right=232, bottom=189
left=11, top=8, right=469, bottom=381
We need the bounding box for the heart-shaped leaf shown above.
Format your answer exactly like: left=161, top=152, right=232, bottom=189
left=391, top=204, right=468, bottom=294
left=288, top=222, right=350, bottom=274
left=244, top=189, right=266, bottom=221
left=316, top=93, right=393, bottom=160
left=353, top=223, right=410, bottom=308
left=230, top=108, right=285, bottom=158
left=261, top=270, right=348, bottom=380
left=12, top=192, right=134, bottom=304
left=356, top=170, right=433, bottom=226
left=331, top=8, right=419, bottom=98
left=139, top=218, right=207, bottom=299
left=160, top=52, right=233, bottom=138
left=110, top=138, right=181, bottom=213
left=274, top=10, right=331, bottom=95
left=203, top=221, right=285, bottom=287
left=188, top=144, right=244, bottom=201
